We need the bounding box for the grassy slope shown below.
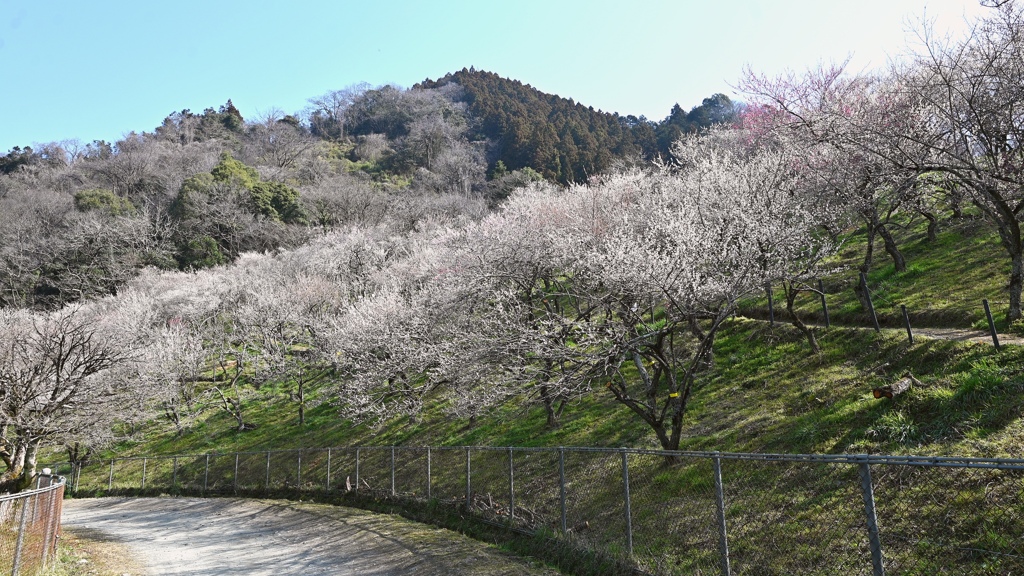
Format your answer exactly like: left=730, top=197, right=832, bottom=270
left=744, top=213, right=1020, bottom=331
left=93, top=215, right=1024, bottom=462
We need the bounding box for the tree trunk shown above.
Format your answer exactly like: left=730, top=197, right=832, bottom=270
left=0, top=439, right=38, bottom=493
left=877, top=223, right=907, bottom=272
left=23, top=442, right=38, bottom=486
left=854, top=224, right=877, bottom=312
left=785, top=281, right=820, bottom=354
left=215, top=385, right=248, bottom=431
left=921, top=211, right=938, bottom=242
left=164, top=402, right=184, bottom=436
left=65, top=442, right=92, bottom=467
left=541, top=384, right=561, bottom=428
left=984, top=193, right=1023, bottom=323
left=949, top=188, right=965, bottom=219
left=1010, top=250, right=1023, bottom=323
left=0, top=442, right=26, bottom=492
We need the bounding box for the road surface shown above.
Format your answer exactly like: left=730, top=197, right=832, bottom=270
left=62, top=497, right=560, bottom=576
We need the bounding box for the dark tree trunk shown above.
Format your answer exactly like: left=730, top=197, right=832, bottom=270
left=163, top=402, right=185, bottom=436
left=0, top=440, right=38, bottom=493
left=785, top=281, right=820, bottom=354
left=877, top=223, right=907, bottom=272
left=1010, top=250, right=1023, bottom=323
left=921, top=210, right=938, bottom=242
left=854, top=225, right=877, bottom=312
left=979, top=191, right=1023, bottom=323
left=541, top=387, right=564, bottom=429
left=65, top=442, right=93, bottom=467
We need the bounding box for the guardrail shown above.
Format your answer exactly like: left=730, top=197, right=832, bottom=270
left=51, top=448, right=1023, bottom=575
left=1, top=473, right=66, bottom=576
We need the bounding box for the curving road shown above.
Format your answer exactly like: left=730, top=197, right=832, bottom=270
left=62, top=497, right=560, bottom=576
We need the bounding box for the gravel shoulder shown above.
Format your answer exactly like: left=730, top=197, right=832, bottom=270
left=62, top=497, right=561, bottom=576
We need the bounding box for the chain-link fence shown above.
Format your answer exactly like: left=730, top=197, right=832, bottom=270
left=51, top=448, right=1023, bottom=575
left=1, top=474, right=66, bottom=576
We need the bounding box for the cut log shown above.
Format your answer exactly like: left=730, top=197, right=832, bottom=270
left=873, top=373, right=922, bottom=399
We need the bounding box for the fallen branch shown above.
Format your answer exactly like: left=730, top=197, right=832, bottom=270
left=873, top=372, right=923, bottom=399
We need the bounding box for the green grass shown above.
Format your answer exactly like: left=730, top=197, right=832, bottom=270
left=740, top=214, right=1022, bottom=332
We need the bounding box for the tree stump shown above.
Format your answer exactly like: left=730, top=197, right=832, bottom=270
left=873, top=373, right=922, bottom=399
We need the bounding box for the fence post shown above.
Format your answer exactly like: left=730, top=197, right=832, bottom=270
left=983, top=299, right=1001, bottom=350
left=11, top=490, right=31, bottom=576
left=558, top=447, right=567, bottom=534
left=713, top=454, right=731, bottom=576
left=465, top=447, right=472, bottom=509
left=141, top=458, right=147, bottom=491
left=901, top=305, right=913, bottom=344
left=265, top=451, right=271, bottom=492
left=861, top=272, right=881, bottom=332
left=233, top=453, right=239, bottom=494
left=172, top=457, right=178, bottom=491
left=508, top=447, right=515, bottom=524
left=355, top=448, right=361, bottom=492
left=40, top=488, right=55, bottom=569
left=819, top=279, right=830, bottom=328
left=426, top=447, right=432, bottom=500
left=49, top=486, right=62, bottom=565
left=620, top=449, right=633, bottom=557
left=858, top=460, right=885, bottom=576
left=203, top=454, right=210, bottom=494
left=297, top=450, right=302, bottom=489
left=326, top=448, right=332, bottom=492
left=391, top=446, right=396, bottom=496
left=108, top=459, right=114, bottom=491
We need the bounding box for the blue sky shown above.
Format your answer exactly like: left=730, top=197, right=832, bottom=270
left=0, top=0, right=988, bottom=152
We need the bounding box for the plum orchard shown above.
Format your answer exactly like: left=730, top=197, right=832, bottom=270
left=321, top=128, right=835, bottom=450
left=741, top=1, right=1024, bottom=322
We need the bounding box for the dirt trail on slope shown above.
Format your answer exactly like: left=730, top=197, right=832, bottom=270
left=897, top=325, right=1024, bottom=345
left=818, top=322, right=1024, bottom=346
left=743, top=314, right=1024, bottom=346
left=62, top=497, right=560, bottom=576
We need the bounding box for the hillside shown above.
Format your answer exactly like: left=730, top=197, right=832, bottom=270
left=8, top=55, right=1024, bottom=576
left=9, top=5, right=1024, bottom=573
left=86, top=214, right=1023, bottom=463
left=7, top=6, right=1024, bottom=499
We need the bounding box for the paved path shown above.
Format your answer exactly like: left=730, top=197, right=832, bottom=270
left=62, top=498, right=559, bottom=576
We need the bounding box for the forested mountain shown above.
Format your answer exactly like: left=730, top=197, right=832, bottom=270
left=418, top=68, right=737, bottom=183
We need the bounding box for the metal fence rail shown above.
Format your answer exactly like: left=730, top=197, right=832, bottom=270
left=1, top=474, right=66, bottom=576
left=51, top=448, right=1023, bottom=575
